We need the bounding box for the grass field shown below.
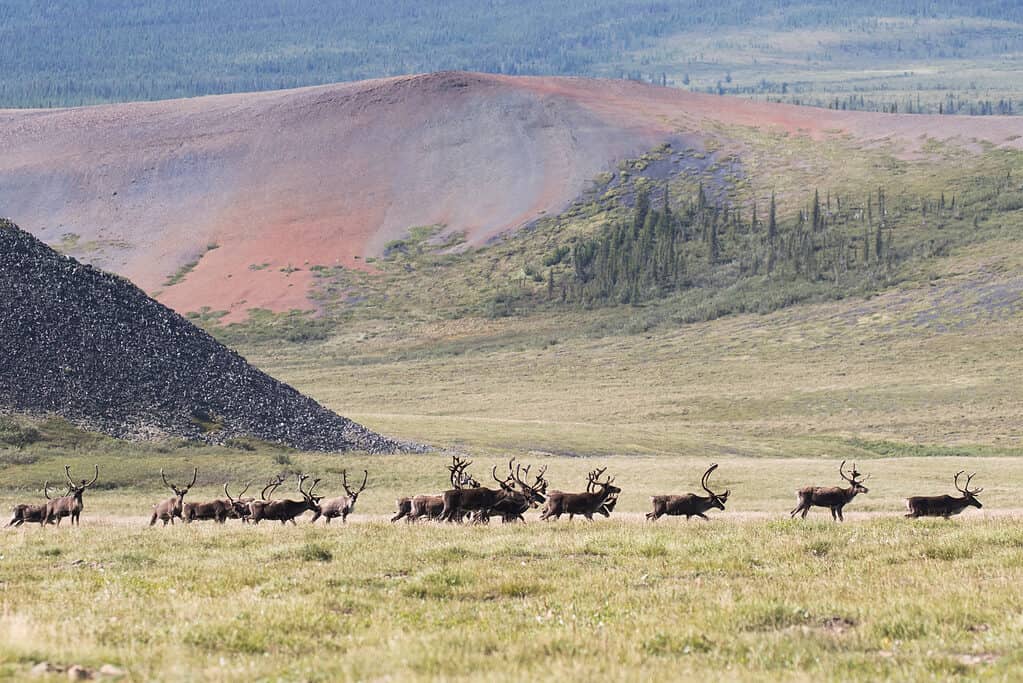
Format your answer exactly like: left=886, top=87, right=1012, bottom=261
left=5, top=224, right=1023, bottom=680
left=2, top=453, right=1022, bottom=682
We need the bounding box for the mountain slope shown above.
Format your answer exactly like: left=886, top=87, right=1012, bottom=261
left=2, top=72, right=1021, bottom=320
left=0, top=218, right=408, bottom=452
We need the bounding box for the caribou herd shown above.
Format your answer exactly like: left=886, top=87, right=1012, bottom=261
left=6, top=457, right=989, bottom=528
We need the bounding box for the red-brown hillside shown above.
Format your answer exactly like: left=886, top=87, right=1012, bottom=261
left=2, top=72, right=1020, bottom=320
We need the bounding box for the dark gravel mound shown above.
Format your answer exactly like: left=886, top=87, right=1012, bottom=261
left=0, top=218, right=414, bottom=453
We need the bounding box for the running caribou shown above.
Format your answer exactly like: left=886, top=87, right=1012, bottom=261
left=905, top=471, right=983, bottom=518
left=790, top=461, right=868, bottom=522
left=248, top=474, right=322, bottom=524
left=183, top=481, right=251, bottom=524
left=150, top=467, right=198, bottom=526
left=439, top=459, right=546, bottom=523
left=7, top=481, right=68, bottom=527
left=392, top=456, right=477, bottom=523
left=539, top=467, right=621, bottom=521
left=647, top=463, right=730, bottom=521
left=312, top=470, right=368, bottom=523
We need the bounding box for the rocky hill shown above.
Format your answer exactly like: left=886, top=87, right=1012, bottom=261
left=0, top=219, right=410, bottom=452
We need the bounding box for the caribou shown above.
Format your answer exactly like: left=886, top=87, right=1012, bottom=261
left=221, top=481, right=254, bottom=521
left=392, top=456, right=477, bottom=523
left=183, top=482, right=250, bottom=524
left=475, top=463, right=548, bottom=523
left=245, top=474, right=286, bottom=522
left=905, top=471, right=983, bottom=518
left=439, top=459, right=545, bottom=523
left=790, top=460, right=868, bottom=521
left=312, top=470, right=368, bottom=523
left=7, top=482, right=68, bottom=527
left=539, top=467, right=621, bottom=521
left=647, top=464, right=730, bottom=521
left=150, top=467, right=198, bottom=526
left=45, top=465, right=99, bottom=526
left=248, top=474, right=322, bottom=524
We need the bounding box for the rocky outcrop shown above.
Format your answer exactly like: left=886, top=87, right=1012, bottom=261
left=0, top=218, right=415, bottom=453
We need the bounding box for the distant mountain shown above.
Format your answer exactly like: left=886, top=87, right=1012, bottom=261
left=3, top=72, right=1020, bottom=322
left=0, top=219, right=412, bottom=452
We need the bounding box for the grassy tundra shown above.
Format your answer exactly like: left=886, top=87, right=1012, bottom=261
left=2, top=452, right=1023, bottom=681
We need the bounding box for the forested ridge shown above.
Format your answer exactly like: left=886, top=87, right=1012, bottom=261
left=2, top=0, right=1021, bottom=108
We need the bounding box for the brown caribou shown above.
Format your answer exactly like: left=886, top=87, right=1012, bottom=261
left=7, top=481, right=69, bottom=527
left=182, top=481, right=250, bottom=524
left=244, top=474, right=286, bottom=521
left=539, top=467, right=621, bottom=521
left=311, top=470, right=368, bottom=523
left=647, top=463, right=731, bottom=521
left=149, top=467, right=198, bottom=526
left=790, top=461, right=869, bottom=521
left=475, top=463, right=548, bottom=523
left=45, top=465, right=99, bottom=526
left=905, top=471, right=983, bottom=518
left=249, top=474, right=322, bottom=525
left=221, top=481, right=254, bottom=521
left=392, top=456, right=476, bottom=523
left=439, top=459, right=544, bottom=523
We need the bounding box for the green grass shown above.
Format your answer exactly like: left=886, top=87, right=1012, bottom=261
left=2, top=493, right=1021, bottom=681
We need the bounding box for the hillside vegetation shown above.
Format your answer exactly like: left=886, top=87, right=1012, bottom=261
left=2, top=1, right=1022, bottom=112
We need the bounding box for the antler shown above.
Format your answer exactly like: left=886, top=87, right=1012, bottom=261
left=342, top=469, right=369, bottom=496
left=492, top=465, right=515, bottom=492
left=304, top=478, right=321, bottom=499
left=84, top=464, right=99, bottom=488
left=449, top=455, right=473, bottom=488
left=586, top=467, right=607, bottom=492
left=186, top=467, right=198, bottom=490
left=43, top=481, right=52, bottom=500
left=224, top=482, right=235, bottom=503
left=955, top=471, right=983, bottom=495
left=64, top=465, right=75, bottom=487
left=838, top=460, right=854, bottom=484
left=161, top=468, right=174, bottom=492
left=261, top=474, right=285, bottom=501
left=701, top=463, right=719, bottom=494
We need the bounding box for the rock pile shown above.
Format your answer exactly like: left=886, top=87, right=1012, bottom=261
left=0, top=219, right=412, bottom=453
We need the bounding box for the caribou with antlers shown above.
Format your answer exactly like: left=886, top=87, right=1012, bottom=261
left=439, top=459, right=546, bottom=523
left=183, top=482, right=250, bottom=524
left=392, top=456, right=476, bottom=523
left=790, top=461, right=868, bottom=521
left=647, top=463, right=730, bottom=521
left=221, top=482, right=254, bottom=521
left=475, top=463, right=548, bottom=523
left=44, top=465, right=99, bottom=526
left=245, top=474, right=286, bottom=522
left=248, top=474, right=322, bottom=524
left=150, top=467, right=198, bottom=526
left=312, top=470, right=368, bottom=523
left=539, top=467, right=621, bottom=521
left=906, top=471, right=983, bottom=518
left=7, top=481, right=68, bottom=527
